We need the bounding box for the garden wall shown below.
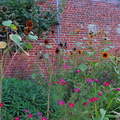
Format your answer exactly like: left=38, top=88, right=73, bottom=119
left=6, top=0, right=120, bottom=78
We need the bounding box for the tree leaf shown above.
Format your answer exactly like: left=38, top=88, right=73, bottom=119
left=2, top=20, right=12, bottom=27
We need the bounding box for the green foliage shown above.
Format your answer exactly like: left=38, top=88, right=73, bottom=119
left=2, top=78, right=57, bottom=119
left=0, top=0, right=62, bottom=35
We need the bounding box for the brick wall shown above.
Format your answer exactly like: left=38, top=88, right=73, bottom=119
left=5, top=0, right=120, bottom=78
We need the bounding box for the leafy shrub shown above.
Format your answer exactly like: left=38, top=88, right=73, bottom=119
left=2, top=78, right=57, bottom=119
left=0, top=0, right=63, bottom=36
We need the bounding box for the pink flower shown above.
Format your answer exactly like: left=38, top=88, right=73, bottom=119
left=58, top=100, right=65, bottom=105
left=68, top=103, right=74, bottom=107
left=50, top=82, right=55, bottom=85
left=77, top=83, right=81, bottom=86
left=38, top=112, right=43, bottom=118
left=41, top=117, right=48, bottom=120
left=63, top=64, right=70, bottom=69
left=103, top=90, right=109, bottom=92
left=87, top=78, right=92, bottom=83
left=28, top=114, right=32, bottom=118
left=116, top=88, right=120, bottom=91
left=89, top=97, right=99, bottom=102
left=76, top=70, right=81, bottom=73
left=74, top=88, right=80, bottom=92
left=59, top=79, right=66, bottom=82
left=94, top=79, right=99, bottom=82
left=14, top=116, right=20, bottom=120
left=110, top=80, right=114, bottom=83
left=58, top=82, right=68, bottom=85
left=24, top=110, right=29, bottom=113
left=0, top=103, right=4, bottom=107
left=98, top=92, right=102, bottom=96
left=83, top=102, right=88, bottom=106
left=103, top=82, right=110, bottom=86
left=70, top=112, right=74, bottom=115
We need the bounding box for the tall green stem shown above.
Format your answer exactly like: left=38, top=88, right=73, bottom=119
left=47, top=65, right=53, bottom=119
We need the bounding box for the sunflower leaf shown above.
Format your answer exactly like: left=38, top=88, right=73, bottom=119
left=104, top=48, right=110, bottom=52
left=10, top=24, right=17, bottom=31
left=79, top=64, right=87, bottom=71
left=2, top=20, right=12, bottom=27
left=28, top=34, right=38, bottom=40
left=0, top=41, right=7, bottom=49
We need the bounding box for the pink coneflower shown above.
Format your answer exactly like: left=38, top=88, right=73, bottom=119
left=63, top=64, right=70, bottom=69
left=70, top=112, right=74, bottom=115
left=103, top=90, right=109, bottom=92
left=38, top=112, right=43, bottom=117
left=116, top=88, right=120, bottom=91
left=94, top=79, right=99, bottom=82
left=110, top=80, right=114, bottom=83
left=87, top=78, right=92, bottom=83
left=68, top=103, right=74, bottom=107
left=14, top=116, right=20, bottom=120
left=58, top=82, right=68, bottom=85
left=76, top=70, right=81, bottom=73
left=24, top=110, right=29, bottom=113
left=98, top=92, right=102, bottom=96
left=41, top=117, right=48, bottom=120
left=89, top=97, right=99, bottom=102
left=103, top=82, right=110, bottom=86
left=58, top=100, right=65, bottom=105
left=82, top=76, right=85, bottom=78
left=50, top=82, right=55, bottom=85
left=0, top=103, right=4, bottom=107
left=74, top=88, right=80, bottom=92
left=83, top=102, right=88, bottom=106
left=77, top=83, right=81, bottom=86
left=28, top=114, right=33, bottom=118
left=59, top=79, right=66, bottom=82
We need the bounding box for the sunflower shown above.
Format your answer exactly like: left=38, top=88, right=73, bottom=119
left=78, top=49, right=82, bottom=55
left=89, top=40, right=92, bottom=45
left=102, top=52, right=109, bottom=59
left=72, top=47, right=76, bottom=51
left=69, top=51, right=74, bottom=56
left=24, top=27, right=31, bottom=35
left=55, top=47, right=59, bottom=54
left=1, top=6, right=7, bottom=12
left=75, top=29, right=80, bottom=34
left=44, top=39, right=49, bottom=45
left=59, top=43, right=63, bottom=47
left=89, top=34, right=93, bottom=39
left=2, top=26, right=7, bottom=32
left=115, top=56, right=118, bottom=62
left=26, top=20, right=34, bottom=29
